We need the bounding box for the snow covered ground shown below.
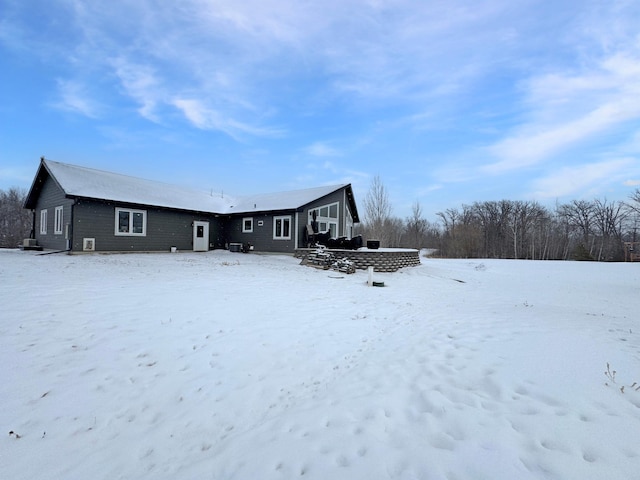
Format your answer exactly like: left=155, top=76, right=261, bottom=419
left=1, top=249, right=639, bottom=480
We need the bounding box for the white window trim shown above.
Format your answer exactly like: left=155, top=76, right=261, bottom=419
left=115, top=207, right=147, bottom=236
left=242, top=217, right=254, bottom=233
left=54, top=206, right=64, bottom=235
left=40, top=209, right=47, bottom=235
left=273, top=215, right=292, bottom=240
left=309, top=201, right=340, bottom=237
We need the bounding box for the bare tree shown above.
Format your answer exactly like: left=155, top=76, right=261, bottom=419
left=436, top=208, right=460, bottom=257
left=0, top=187, right=32, bottom=248
left=472, top=200, right=512, bottom=258
left=629, top=189, right=640, bottom=214
left=405, top=200, right=428, bottom=248
left=436, top=205, right=482, bottom=257
left=592, top=198, right=627, bottom=261
left=386, top=217, right=405, bottom=247
left=362, top=175, right=393, bottom=246
left=623, top=189, right=640, bottom=246
left=459, top=204, right=482, bottom=258
left=436, top=208, right=458, bottom=234
left=508, top=201, right=548, bottom=259
left=552, top=202, right=573, bottom=260
left=558, top=200, right=595, bottom=258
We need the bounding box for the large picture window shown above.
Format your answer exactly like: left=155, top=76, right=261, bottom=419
left=309, top=201, right=339, bottom=238
left=54, top=206, right=64, bottom=235
left=273, top=215, right=291, bottom=240
left=115, top=208, right=147, bottom=236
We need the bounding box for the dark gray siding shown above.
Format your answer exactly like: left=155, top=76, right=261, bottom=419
left=72, top=199, right=221, bottom=252
left=33, top=176, right=73, bottom=250
left=225, top=187, right=354, bottom=252
left=225, top=211, right=296, bottom=253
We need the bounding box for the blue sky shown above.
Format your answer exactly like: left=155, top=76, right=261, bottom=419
left=1, top=0, right=639, bottom=220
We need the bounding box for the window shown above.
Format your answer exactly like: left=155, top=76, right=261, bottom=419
left=309, top=202, right=339, bottom=238
left=242, top=217, right=253, bottom=233
left=54, top=206, right=64, bottom=235
left=329, top=204, right=338, bottom=218
left=115, top=208, right=147, bottom=236
left=40, top=209, right=47, bottom=235
left=273, top=215, right=291, bottom=240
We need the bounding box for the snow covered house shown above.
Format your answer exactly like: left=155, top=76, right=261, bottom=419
left=23, top=159, right=359, bottom=253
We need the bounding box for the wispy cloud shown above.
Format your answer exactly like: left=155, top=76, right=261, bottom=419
left=52, top=79, right=101, bottom=118
left=529, top=158, right=637, bottom=199
left=483, top=49, right=640, bottom=174
left=35, top=1, right=541, bottom=122
left=416, top=184, right=444, bottom=196
left=479, top=0, right=640, bottom=176
left=172, top=98, right=284, bottom=139
left=294, top=159, right=368, bottom=188
left=304, top=142, right=342, bottom=157
left=110, top=58, right=162, bottom=122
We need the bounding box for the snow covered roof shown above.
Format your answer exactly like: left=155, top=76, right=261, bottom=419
left=25, top=159, right=358, bottom=219
left=34, top=160, right=233, bottom=213
left=229, top=185, right=349, bottom=214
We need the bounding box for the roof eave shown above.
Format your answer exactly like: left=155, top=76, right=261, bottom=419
left=297, top=184, right=348, bottom=210
left=346, top=184, right=360, bottom=223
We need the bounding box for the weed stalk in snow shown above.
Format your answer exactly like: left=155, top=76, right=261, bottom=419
left=604, top=363, right=640, bottom=393
left=604, top=362, right=616, bottom=385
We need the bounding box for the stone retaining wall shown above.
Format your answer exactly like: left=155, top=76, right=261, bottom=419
left=294, top=248, right=421, bottom=272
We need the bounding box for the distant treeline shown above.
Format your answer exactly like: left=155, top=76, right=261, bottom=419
left=358, top=178, right=640, bottom=262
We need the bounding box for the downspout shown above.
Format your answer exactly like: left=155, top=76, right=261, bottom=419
left=30, top=210, right=36, bottom=239
left=67, top=201, right=75, bottom=251
left=294, top=211, right=299, bottom=250
left=343, top=190, right=347, bottom=237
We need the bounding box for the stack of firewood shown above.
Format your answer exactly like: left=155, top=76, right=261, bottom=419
left=300, top=248, right=334, bottom=270
left=300, top=248, right=356, bottom=274
left=331, top=258, right=356, bottom=274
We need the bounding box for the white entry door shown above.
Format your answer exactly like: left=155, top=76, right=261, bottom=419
left=193, top=221, right=209, bottom=251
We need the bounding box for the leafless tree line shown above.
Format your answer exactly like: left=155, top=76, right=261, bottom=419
left=0, top=187, right=32, bottom=248
left=434, top=198, right=636, bottom=260
left=359, top=177, right=640, bottom=261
